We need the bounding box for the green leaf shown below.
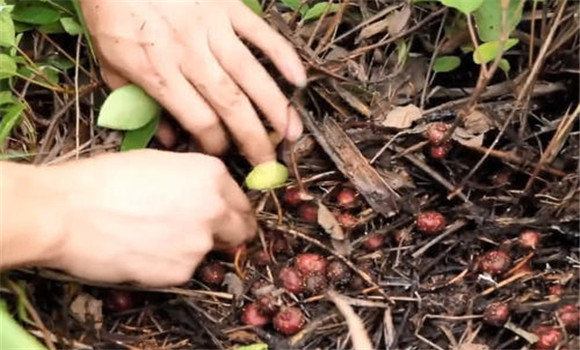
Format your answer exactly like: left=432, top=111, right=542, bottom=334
left=11, top=1, right=60, bottom=25
left=60, top=17, right=82, bottom=35
left=0, top=91, right=14, bottom=105
left=121, top=115, right=159, bottom=151
left=474, top=0, right=523, bottom=42
left=438, top=0, right=484, bottom=15
left=97, top=84, right=161, bottom=130
left=44, top=57, right=75, bottom=71
left=498, top=58, right=510, bottom=72
left=235, top=343, right=268, bottom=350
left=241, top=0, right=263, bottom=16
left=0, top=10, right=15, bottom=47
left=433, top=55, right=461, bottom=73
left=0, top=53, right=17, bottom=79
left=0, top=102, right=24, bottom=147
left=245, top=161, right=289, bottom=190
left=38, top=21, right=65, bottom=34
left=303, top=2, right=340, bottom=21
left=396, top=40, right=409, bottom=66
left=0, top=301, right=47, bottom=350
left=281, top=0, right=310, bottom=15
left=472, top=38, right=518, bottom=64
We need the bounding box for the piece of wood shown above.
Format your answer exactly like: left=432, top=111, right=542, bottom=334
left=293, top=98, right=400, bottom=217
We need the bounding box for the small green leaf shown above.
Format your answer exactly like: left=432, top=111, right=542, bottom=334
left=38, top=21, right=65, bottom=34
left=0, top=53, right=17, bottom=79
left=245, top=161, right=289, bottom=190
left=498, top=58, right=510, bottom=72
left=235, top=343, right=268, bottom=350
left=97, top=84, right=161, bottom=130
left=0, top=102, right=24, bottom=147
left=433, top=55, right=461, bottom=73
left=44, top=57, right=75, bottom=71
left=281, top=0, right=310, bottom=15
left=60, top=17, right=83, bottom=35
left=121, top=115, right=159, bottom=151
left=474, top=0, right=523, bottom=42
left=0, top=10, right=15, bottom=47
left=241, top=0, right=263, bottom=16
left=303, top=2, right=340, bottom=21
left=396, top=40, right=409, bottom=66
left=11, top=1, right=60, bottom=25
left=0, top=301, right=47, bottom=350
left=473, top=38, right=518, bottom=64
left=0, top=91, right=14, bottom=105
left=438, top=0, right=484, bottom=15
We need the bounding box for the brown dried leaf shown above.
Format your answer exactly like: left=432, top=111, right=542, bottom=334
left=381, top=104, right=422, bottom=129
left=456, top=344, right=490, bottom=350
left=357, top=17, right=390, bottom=42
left=223, top=272, right=244, bottom=299
left=327, top=290, right=374, bottom=350
left=387, top=5, right=411, bottom=36
left=317, top=201, right=345, bottom=240
left=69, top=293, right=103, bottom=329
left=464, top=110, right=493, bottom=134
left=453, top=127, right=484, bottom=147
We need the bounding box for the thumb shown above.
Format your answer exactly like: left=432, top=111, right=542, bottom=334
left=100, top=65, right=129, bottom=90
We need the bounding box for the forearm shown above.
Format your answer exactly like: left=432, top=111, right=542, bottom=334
left=0, top=162, right=65, bottom=270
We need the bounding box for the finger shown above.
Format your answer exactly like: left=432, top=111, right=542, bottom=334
left=209, top=25, right=303, bottom=142
left=156, top=118, right=177, bottom=149
left=229, top=3, right=307, bottom=88
left=182, top=41, right=276, bottom=165
left=214, top=174, right=257, bottom=245
left=100, top=65, right=129, bottom=90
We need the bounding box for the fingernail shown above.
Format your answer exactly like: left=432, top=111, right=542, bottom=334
left=291, top=65, right=307, bottom=88
left=286, top=108, right=303, bottom=141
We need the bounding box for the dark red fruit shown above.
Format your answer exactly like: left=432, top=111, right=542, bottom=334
left=273, top=307, right=305, bottom=335
left=278, top=267, right=304, bottom=294
left=512, top=262, right=533, bottom=275
left=532, top=325, right=562, bottom=350
left=349, top=261, right=375, bottom=290
left=491, top=171, right=511, bottom=186
left=478, top=250, right=512, bottom=275
left=272, top=236, right=290, bottom=254
left=483, top=302, right=510, bottom=326
left=363, top=233, right=384, bottom=251
left=519, top=230, right=541, bottom=250
left=105, top=290, right=135, bottom=312
left=557, top=304, right=579, bottom=331
left=242, top=302, right=270, bottom=327
left=549, top=284, right=564, bottom=296
left=426, top=122, right=449, bottom=144
left=337, top=212, right=358, bottom=229
left=393, top=230, right=411, bottom=245
left=221, top=243, right=247, bottom=261
left=199, top=262, right=226, bottom=285
left=256, top=295, right=279, bottom=317
left=336, top=188, right=358, bottom=208
left=298, top=202, right=318, bottom=222
left=252, top=250, right=271, bottom=267
left=326, top=260, right=351, bottom=285
left=429, top=143, right=451, bottom=159
left=304, top=273, right=328, bottom=295
left=416, top=211, right=447, bottom=234
left=295, top=253, right=327, bottom=275
left=284, top=187, right=303, bottom=206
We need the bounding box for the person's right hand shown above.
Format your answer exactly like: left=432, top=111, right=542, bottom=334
left=41, top=150, right=256, bottom=287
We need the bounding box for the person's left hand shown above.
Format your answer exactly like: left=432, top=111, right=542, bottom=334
left=79, top=0, right=307, bottom=165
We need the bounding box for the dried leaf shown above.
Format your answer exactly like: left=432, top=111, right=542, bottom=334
left=464, top=110, right=492, bottom=134
left=331, top=238, right=352, bottom=256
left=357, top=17, right=390, bottom=42
left=381, top=104, right=422, bottom=129
left=223, top=273, right=245, bottom=299
left=453, top=127, right=484, bottom=147
left=327, top=290, right=374, bottom=350
left=387, top=5, right=411, bottom=36
left=317, top=202, right=345, bottom=240
left=457, top=344, right=490, bottom=350
left=69, top=293, right=103, bottom=329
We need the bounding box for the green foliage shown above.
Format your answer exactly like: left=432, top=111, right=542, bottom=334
left=0, top=101, right=23, bottom=147
left=432, top=55, right=461, bottom=73
left=59, top=16, right=82, bottom=35
left=474, top=0, right=523, bottom=42
left=0, top=6, right=15, bottom=47
left=11, top=1, right=60, bottom=25
left=438, top=0, right=484, bottom=15
left=0, top=53, right=17, bottom=79
left=498, top=58, right=510, bottom=72
left=121, top=115, right=159, bottom=152
left=0, top=300, right=47, bottom=350
left=303, top=2, right=340, bottom=21
left=241, top=0, right=263, bottom=16
left=473, top=38, right=518, bottom=64
left=245, top=161, right=289, bottom=190
left=281, top=0, right=310, bottom=16
left=97, top=84, right=161, bottom=131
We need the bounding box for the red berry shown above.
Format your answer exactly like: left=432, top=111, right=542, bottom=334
left=337, top=212, right=358, bottom=229
left=295, top=253, right=327, bottom=275
left=532, top=325, right=562, bottom=350
left=199, top=262, right=225, bottom=285
left=426, top=122, right=449, bottom=144
left=242, top=302, right=270, bottom=327
left=256, top=295, right=279, bottom=317
left=349, top=261, right=375, bottom=290
left=272, top=236, right=290, bottom=254
left=278, top=267, right=304, bottom=294
left=284, top=187, right=303, bottom=206
left=549, top=284, right=564, bottom=296
left=429, top=143, right=452, bottom=159
left=336, top=188, right=358, bottom=208
left=478, top=250, right=512, bottom=275
left=304, top=273, right=328, bottom=295
left=326, top=260, right=351, bottom=285
left=519, top=230, right=541, bottom=250
left=491, top=171, right=511, bottom=186
left=298, top=202, right=318, bottom=222
left=105, top=290, right=135, bottom=312
left=483, top=302, right=510, bottom=326
left=557, top=304, right=579, bottom=331
left=252, top=250, right=271, bottom=267
left=363, top=232, right=384, bottom=251
left=273, top=307, right=305, bottom=335
left=416, top=211, right=446, bottom=234
left=393, top=230, right=411, bottom=245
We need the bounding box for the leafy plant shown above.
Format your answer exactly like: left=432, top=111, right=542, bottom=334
left=432, top=55, right=461, bottom=73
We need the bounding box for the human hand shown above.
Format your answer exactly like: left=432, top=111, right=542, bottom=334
left=79, top=0, right=307, bottom=165
left=41, top=150, right=256, bottom=287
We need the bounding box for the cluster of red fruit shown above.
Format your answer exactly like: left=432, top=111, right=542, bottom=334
left=483, top=301, right=578, bottom=350
left=425, top=122, right=452, bottom=160
left=284, top=187, right=359, bottom=228
left=242, top=296, right=305, bottom=335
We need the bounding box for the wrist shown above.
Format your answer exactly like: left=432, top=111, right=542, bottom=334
left=0, top=162, right=67, bottom=270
